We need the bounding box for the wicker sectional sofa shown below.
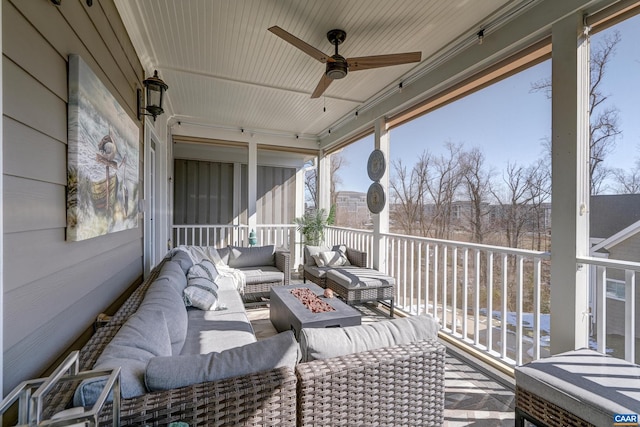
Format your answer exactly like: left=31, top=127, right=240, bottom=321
left=45, top=248, right=445, bottom=426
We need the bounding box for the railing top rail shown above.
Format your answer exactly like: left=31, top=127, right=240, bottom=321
left=326, top=225, right=373, bottom=235
left=383, top=230, right=549, bottom=258
left=172, top=224, right=246, bottom=228
left=577, top=255, right=640, bottom=272
left=256, top=224, right=297, bottom=227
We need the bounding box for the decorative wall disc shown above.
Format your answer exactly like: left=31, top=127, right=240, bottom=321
left=367, top=149, right=386, bottom=181
left=367, top=182, right=386, bottom=214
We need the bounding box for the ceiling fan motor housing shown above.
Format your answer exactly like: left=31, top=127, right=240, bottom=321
left=326, top=55, right=348, bottom=79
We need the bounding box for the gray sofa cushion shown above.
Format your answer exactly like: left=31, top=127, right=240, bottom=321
left=170, top=250, right=193, bottom=274
left=326, top=267, right=395, bottom=289
left=73, top=308, right=172, bottom=406
left=228, top=245, right=275, bottom=268
left=140, top=279, right=189, bottom=355
left=299, top=315, right=440, bottom=362
left=240, top=266, right=284, bottom=285
left=154, top=260, right=188, bottom=296
left=181, top=309, right=256, bottom=355
left=146, top=330, right=299, bottom=391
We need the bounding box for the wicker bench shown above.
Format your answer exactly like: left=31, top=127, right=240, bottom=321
left=515, top=349, right=640, bottom=427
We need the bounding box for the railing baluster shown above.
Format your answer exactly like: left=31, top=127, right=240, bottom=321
left=487, top=251, right=493, bottom=353
left=425, top=244, right=430, bottom=317
left=403, top=240, right=408, bottom=309
left=434, top=245, right=439, bottom=323
left=410, top=240, right=415, bottom=314
left=474, top=250, right=480, bottom=346
left=462, top=248, right=468, bottom=340
left=417, top=243, right=422, bottom=315
left=625, top=269, right=635, bottom=363
left=596, top=265, right=606, bottom=354
left=452, top=247, right=458, bottom=335
left=443, top=246, right=448, bottom=331
left=501, top=254, right=508, bottom=360
left=516, top=256, right=524, bottom=366
left=533, top=257, right=541, bottom=361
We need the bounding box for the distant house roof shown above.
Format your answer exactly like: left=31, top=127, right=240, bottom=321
left=590, top=194, right=640, bottom=239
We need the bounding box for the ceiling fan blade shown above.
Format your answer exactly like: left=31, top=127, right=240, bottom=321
left=311, top=74, right=333, bottom=98
left=268, top=26, right=334, bottom=63
left=347, top=52, right=422, bottom=71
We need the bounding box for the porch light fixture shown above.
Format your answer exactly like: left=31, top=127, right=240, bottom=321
left=137, top=70, right=168, bottom=121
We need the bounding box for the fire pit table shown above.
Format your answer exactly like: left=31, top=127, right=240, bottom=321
left=270, top=283, right=361, bottom=339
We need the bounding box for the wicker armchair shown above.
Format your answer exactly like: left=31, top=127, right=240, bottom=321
left=296, top=340, right=446, bottom=426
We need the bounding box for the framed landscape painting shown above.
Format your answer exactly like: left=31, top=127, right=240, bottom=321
left=67, top=54, right=139, bottom=241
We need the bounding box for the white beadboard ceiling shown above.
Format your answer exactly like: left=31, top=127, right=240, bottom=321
left=115, top=0, right=527, bottom=139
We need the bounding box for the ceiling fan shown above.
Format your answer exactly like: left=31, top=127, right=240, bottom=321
left=268, top=26, right=422, bottom=98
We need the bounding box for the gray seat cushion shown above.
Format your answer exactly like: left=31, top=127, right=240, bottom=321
left=146, top=331, right=299, bottom=392
left=227, top=245, right=275, bottom=268
left=181, top=309, right=256, bottom=355
left=240, top=266, right=284, bottom=285
left=326, top=267, right=395, bottom=289
left=299, top=315, right=440, bottom=362
left=73, top=308, right=172, bottom=406
left=515, top=349, right=640, bottom=426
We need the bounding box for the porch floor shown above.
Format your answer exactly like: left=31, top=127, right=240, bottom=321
left=246, top=287, right=515, bottom=426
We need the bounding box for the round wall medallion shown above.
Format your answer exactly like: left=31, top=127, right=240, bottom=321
left=367, top=182, right=386, bottom=214
left=367, top=149, right=386, bottom=181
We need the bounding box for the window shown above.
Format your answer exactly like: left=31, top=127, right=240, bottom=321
left=606, top=279, right=625, bottom=300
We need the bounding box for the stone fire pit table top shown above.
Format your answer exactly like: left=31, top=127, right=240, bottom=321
left=270, top=283, right=362, bottom=340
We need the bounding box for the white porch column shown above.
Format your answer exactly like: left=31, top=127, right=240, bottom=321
left=549, top=13, right=590, bottom=355
left=294, top=166, right=306, bottom=268
left=233, top=162, right=242, bottom=245
left=247, top=141, right=258, bottom=244
left=318, top=151, right=331, bottom=213
left=373, top=117, right=390, bottom=272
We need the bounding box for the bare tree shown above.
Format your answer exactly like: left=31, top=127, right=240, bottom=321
left=491, top=162, right=537, bottom=248
left=425, top=142, right=464, bottom=239
left=526, top=158, right=552, bottom=250
left=459, top=147, right=493, bottom=243
left=389, top=152, right=431, bottom=236
left=531, top=30, right=622, bottom=195
left=612, top=160, right=640, bottom=193
left=304, top=153, right=348, bottom=210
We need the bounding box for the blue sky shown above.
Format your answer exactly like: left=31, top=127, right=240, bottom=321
left=336, top=15, right=640, bottom=194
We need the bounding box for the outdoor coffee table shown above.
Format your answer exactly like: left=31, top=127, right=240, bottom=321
left=270, top=283, right=361, bottom=339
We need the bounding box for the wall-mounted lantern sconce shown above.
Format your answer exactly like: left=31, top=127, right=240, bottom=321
left=137, top=70, right=168, bottom=121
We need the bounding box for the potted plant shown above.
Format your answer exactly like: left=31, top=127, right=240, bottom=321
left=294, top=207, right=335, bottom=274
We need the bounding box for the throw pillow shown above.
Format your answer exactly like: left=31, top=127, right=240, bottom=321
left=183, top=276, right=220, bottom=310
left=187, top=259, right=219, bottom=282
left=145, top=330, right=300, bottom=391
left=299, top=315, right=440, bottom=362
left=304, top=245, right=330, bottom=266
left=319, top=250, right=350, bottom=267
left=311, top=254, right=326, bottom=267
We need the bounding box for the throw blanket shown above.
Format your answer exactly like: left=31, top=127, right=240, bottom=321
left=171, top=246, right=247, bottom=294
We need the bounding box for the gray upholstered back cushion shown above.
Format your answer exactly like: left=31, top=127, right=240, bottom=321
left=73, top=308, right=172, bottom=406
left=304, top=245, right=330, bottom=266
left=145, top=330, right=299, bottom=391
left=299, top=315, right=440, bottom=362
left=169, top=251, right=193, bottom=274
left=140, top=278, right=189, bottom=354
left=227, top=245, right=275, bottom=268
left=155, top=260, right=188, bottom=295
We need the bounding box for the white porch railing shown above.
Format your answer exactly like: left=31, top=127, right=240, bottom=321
left=327, top=226, right=550, bottom=366
left=578, top=255, right=640, bottom=364
left=172, top=224, right=640, bottom=367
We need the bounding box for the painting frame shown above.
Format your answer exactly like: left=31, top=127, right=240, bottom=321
left=67, top=54, right=140, bottom=241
